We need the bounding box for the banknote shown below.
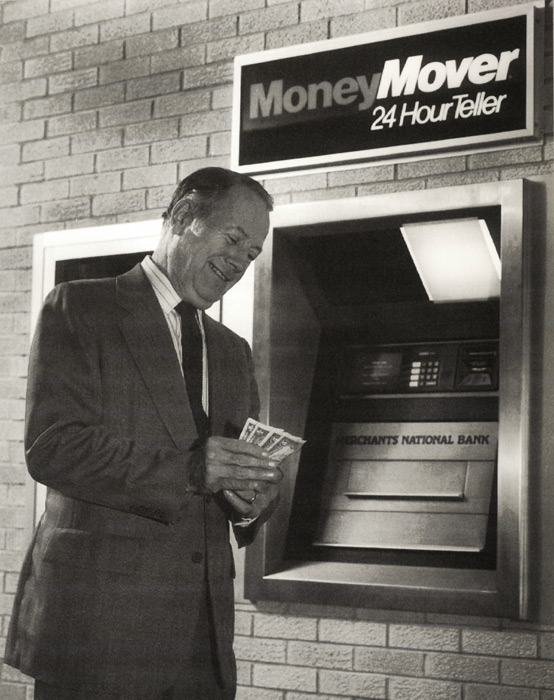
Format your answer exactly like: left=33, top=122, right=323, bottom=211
left=240, top=417, right=259, bottom=442
left=239, top=418, right=305, bottom=462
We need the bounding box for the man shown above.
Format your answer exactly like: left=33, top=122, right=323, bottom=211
left=4, top=168, right=283, bottom=700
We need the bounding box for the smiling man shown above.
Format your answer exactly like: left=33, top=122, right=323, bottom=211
left=5, top=168, right=283, bottom=700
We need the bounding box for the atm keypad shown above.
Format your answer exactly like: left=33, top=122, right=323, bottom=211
left=409, top=360, right=440, bottom=388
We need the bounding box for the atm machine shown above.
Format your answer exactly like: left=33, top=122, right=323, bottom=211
left=246, top=179, right=533, bottom=618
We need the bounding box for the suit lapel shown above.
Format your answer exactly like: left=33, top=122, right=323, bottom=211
left=115, top=265, right=195, bottom=451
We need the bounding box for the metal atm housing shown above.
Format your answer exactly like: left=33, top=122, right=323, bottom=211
left=246, top=180, right=531, bottom=618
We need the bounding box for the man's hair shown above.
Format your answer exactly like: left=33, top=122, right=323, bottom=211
left=162, top=167, right=273, bottom=222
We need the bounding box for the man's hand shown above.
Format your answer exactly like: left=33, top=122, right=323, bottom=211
left=188, top=436, right=283, bottom=511
left=223, top=481, right=280, bottom=519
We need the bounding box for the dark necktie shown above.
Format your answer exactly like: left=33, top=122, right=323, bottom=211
left=176, top=301, right=209, bottom=441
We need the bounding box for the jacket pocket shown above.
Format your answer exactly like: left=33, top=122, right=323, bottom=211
left=42, top=527, right=140, bottom=575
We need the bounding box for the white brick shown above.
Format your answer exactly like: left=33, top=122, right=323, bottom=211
left=154, top=91, right=211, bottom=119
left=153, top=2, right=208, bottom=30
left=0, top=188, right=18, bottom=208
left=465, top=684, right=538, bottom=700
left=26, top=11, right=73, bottom=37
left=462, top=629, right=537, bottom=658
left=24, top=51, right=72, bottom=79
left=319, top=618, right=386, bottom=647
left=234, top=635, right=287, bottom=663
left=287, top=640, right=352, bottom=670
left=501, top=658, right=554, bottom=689
left=100, top=12, right=150, bottom=42
left=74, top=0, right=124, bottom=26
left=98, top=101, right=152, bottom=128
left=24, top=94, right=71, bottom=120
left=122, top=164, right=177, bottom=190
left=41, top=197, right=91, bottom=223
left=151, top=46, right=205, bottom=75
left=252, top=662, right=316, bottom=692
left=96, top=146, right=149, bottom=172
left=151, top=136, right=207, bottom=164
left=48, top=67, right=99, bottom=95
left=254, top=613, right=317, bottom=640
left=22, top=136, right=70, bottom=162
left=235, top=686, right=282, bottom=700
left=50, top=25, right=99, bottom=52
left=209, top=0, right=263, bottom=17
left=330, top=7, right=395, bottom=37
left=125, top=119, right=179, bottom=146
left=3, top=0, right=49, bottom=22
left=389, top=677, right=461, bottom=700
left=319, top=669, right=386, bottom=698
left=71, top=127, right=123, bottom=154
left=47, top=111, right=98, bottom=138
left=301, top=0, right=364, bottom=23
left=398, top=0, right=465, bottom=26
left=126, top=29, right=179, bottom=58
left=355, top=647, right=424, bottom=676
left=44, top=154, right=94, bottom=179
left=239, top=3, right=299, bottom=34
left=425, top=653, right=499, bottom=683
left=266, top=19, right=328, bottom=50
left=2, top=78, right=46, bottom=104
left=390, top=624, right=460, bottom=651
left=70, top=173, right=121, bottom=198
left=20, top=180, right=69, bottom=204
left=92, top=190, right=145, bottom=217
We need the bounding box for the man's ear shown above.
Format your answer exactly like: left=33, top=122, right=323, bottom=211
left=170, top=198, right=193, bottom=234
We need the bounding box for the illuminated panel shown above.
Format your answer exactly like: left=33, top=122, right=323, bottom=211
left=400, top=218, right=501, bottom=302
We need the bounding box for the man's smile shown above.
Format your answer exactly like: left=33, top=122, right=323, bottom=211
left=209, top=261, right=229, bottom=282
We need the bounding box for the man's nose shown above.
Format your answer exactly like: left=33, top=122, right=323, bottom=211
left=226, top=250, right=250, bottom=273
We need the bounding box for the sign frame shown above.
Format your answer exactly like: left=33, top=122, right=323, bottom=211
left=231, top=2, right=543, bottom=176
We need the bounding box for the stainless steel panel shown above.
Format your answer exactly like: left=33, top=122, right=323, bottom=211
left=345, top=460, right=467, bottom=498
left=315, top=511, right=489, bottom=551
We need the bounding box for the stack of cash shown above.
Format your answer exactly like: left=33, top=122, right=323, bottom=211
left=240, top=418, right=305, bottom=463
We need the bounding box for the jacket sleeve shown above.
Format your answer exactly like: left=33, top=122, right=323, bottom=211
left=25, top=283, right=191, bottom=524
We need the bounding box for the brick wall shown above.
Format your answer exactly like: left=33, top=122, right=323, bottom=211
left=0, top=0, right=552, bottom=698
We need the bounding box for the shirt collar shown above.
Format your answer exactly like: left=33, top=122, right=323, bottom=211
left=141, top=255, right=182, bottom=315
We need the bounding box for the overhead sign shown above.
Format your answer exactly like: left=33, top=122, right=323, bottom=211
left=231, top=3, right=542, bottom=175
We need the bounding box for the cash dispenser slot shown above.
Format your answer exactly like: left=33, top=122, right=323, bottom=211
left=344, top=460, right=467, bottom=499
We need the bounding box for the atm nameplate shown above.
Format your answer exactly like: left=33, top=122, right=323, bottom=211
left=331, top=421, right=498, bottom=461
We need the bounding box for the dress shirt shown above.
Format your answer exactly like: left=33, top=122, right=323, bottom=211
left=141, top=256, right=209, bottom=414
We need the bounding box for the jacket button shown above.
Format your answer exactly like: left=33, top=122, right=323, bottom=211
left=191, top=551, right=203, bottom=564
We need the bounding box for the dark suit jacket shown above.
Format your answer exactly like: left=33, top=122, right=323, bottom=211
left=5, top=264, right=263, bottom=696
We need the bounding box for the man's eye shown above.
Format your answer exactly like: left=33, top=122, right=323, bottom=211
left=227, top=234, right=237, bottom=244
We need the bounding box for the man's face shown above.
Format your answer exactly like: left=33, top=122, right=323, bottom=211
left=167, top=184, right=270, bottom=309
